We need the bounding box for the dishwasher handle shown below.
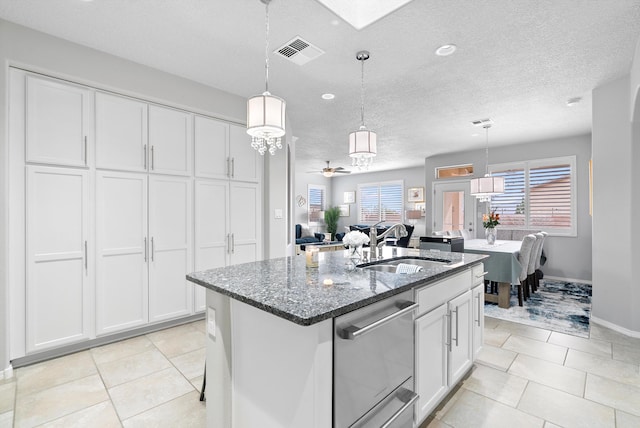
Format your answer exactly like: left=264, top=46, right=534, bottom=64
left=380, top=388, right=419, bottom=428
left=338, top=301, right=418, bottom=340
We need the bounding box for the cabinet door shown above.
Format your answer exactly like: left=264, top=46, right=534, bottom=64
left=96, top=172, right=148, bottom=335
left=229, top=123, right=261, bottom=182
left=95, top=92, right=148, bottom=172
left=26, top=75, right=90, bottom=167
left=194, top=115, right=229, bottom=179
left=26, top=166, right=91, bottom=352
left=229, top=182, right=261, bottom=265
left=472, top=284, right=484, bottom=359
left=149, top=175, right=193, bottom=321
left=148, top=105, right=192, bottom=176
left=448, top=290, right=473, bottom=386
left=194, top=179, right=229, bottom=312
left=415, top=304, right=448, bottom=423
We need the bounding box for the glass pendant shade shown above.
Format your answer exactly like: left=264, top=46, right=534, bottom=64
left=349, top=126, right=377, bottom=169
left=247, top=92, right=286, bottom=155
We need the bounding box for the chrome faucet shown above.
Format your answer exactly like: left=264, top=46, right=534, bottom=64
left=370, top=223, right=408, bottom=258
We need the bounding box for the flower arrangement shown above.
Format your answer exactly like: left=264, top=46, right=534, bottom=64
left=482, top=210, right=500, bottom=229
left=342, top=230, right=370, bottom=248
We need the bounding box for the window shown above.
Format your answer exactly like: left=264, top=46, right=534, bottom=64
left=307, top=184, right=325, bottom=224
left=358, top=181, right=404, bottom=224
left=436, top=164, right=473, bottom=179
left=489, top=156, right=576, bottom=236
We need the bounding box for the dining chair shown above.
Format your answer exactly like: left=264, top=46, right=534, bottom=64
left=517, top=234, right=537, bottom=306
left=532, top=231, right=548, bottom=291
left=527, top=233, right=545, bottom=294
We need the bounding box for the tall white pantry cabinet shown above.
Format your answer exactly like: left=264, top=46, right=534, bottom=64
left=8, top=68, right=263, bottom=359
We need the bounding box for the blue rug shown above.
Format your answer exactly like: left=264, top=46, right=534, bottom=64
left=483, top=279, right=592, bottom=338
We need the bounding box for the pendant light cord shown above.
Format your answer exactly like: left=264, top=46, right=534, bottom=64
left=484, top=124, right=491, bottom=176
left=360, top=57, right=365, bottom=127
left=264, top=0, right=270, bottom=93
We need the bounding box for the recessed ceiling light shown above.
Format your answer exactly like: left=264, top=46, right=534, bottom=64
left=322, top=93, right=335, bottom=100
left=435, top=44, right=457, bottom=56
left=566, top=97, right=582, bottom=107
left=471, top=133, right=479, bottom=137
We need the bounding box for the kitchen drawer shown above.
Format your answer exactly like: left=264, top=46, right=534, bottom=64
left=472, top=263, right=485, bottom=286
left=415, top=269, right=471, bottom=316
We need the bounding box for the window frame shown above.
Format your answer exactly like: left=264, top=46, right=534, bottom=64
left=489, top=155, right=577, bottom=237
left=357, top=180, right=404, bottom=225
left=307, top=184, right=326, bottom=226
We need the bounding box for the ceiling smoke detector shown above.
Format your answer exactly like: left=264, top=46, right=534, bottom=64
left=275, top=36, right=324, bottom=66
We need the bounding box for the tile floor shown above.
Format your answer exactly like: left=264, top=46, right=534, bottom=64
left=1, top=317, right=639, bottom=427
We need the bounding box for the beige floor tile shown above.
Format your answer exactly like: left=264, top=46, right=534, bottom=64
left=548, top=331, right=612, bottom=359
left=419, top=416, right=453, bottom=428
left=508, top=354, right=586, bottom=397
left=16, top=351, right=97, bottom=396
left=190, top=375, right=204, bottom=393
left=108, top=367, right=194, bottom=420
left=122, top=391, right=204, bottom=427
left=170, top=348, right=206, bottom=381
left=0, top=382, right=15, bottom=414
left=543, top=423, right=562, bottom=428
left=39, top=400, right=121, bottom=428
left=0, top=411, right=13, bottom=428
left=494, top=320, right=552, bottom=342
left=616, top=410, right=640, bottom=427
left=612, top=342, right=640, bottom=365
left=584, top=374, right=640, bottom=417
left=190, top=320, right=207, bottom=333
left=502, top=335, right=567, bottom=365
left=476, top=344, right=518, bottom=371
left=565, top=349, right=640, bottom=388
left=97, top=348, right=172, bottom=388
left=484, top=316, right=500, bottom=329
left=589, top=323, right=640, bottom=348
left=462, top=364, right=528, bottom=407
left=518, top=382, right=615, bottom=428
left=440, top=389, right=544, bottom=428
left=91, top=335, right=155, bottom=365
left=484, top=328, right=511, bottom=347
left=14, top=374, right=108, bottom=428
left=433, top=385, right=466, bottom=420
left=147, top=324, right=206, bottom=358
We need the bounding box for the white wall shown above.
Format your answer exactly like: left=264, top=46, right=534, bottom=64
left=425, top=134, right=592, bottom=282
left=329, top=166, right=427, bottom=237
left=0, top=19, right=248, bottom=373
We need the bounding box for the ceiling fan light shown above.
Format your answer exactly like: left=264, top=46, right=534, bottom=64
left=322, top=170, right=334, bottom=178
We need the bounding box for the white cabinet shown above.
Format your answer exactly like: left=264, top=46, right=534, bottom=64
left=95, top=171, right=149, bottom=335
left=95, top=92, right=148, bottom=172
left=229, top=182, right=261, bottom=265
left=148, top=105, right=192, bottom=176
left=149, top=175, right=193, bottom=321
left=414, top=266, right=481, bottom=424
left=26, top=75, right=90, bottom=167
left=26, top=166, right=91, bottom=352
left=194, top=117, right=260, bottom=182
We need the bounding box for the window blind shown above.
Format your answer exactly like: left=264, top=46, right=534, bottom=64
left=358, top=181, right=403, bottom=224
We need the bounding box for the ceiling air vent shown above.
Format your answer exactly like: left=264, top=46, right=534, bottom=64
left=471, top=118, right=494, bottom=127
left=275, top=36, right=324, bottom=66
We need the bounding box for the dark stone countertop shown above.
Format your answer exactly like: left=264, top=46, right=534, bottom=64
left=186, top=247, right=487, bottom=326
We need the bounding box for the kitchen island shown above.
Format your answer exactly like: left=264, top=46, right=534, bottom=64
left=187, top=247, right=487, bottom=428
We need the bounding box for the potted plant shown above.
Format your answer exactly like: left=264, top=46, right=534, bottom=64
left=323, top=206, right=341, bottom=239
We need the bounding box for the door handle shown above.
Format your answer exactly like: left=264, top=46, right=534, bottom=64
left=475, top=294, right=481, bottom=326
left=231, top=233, right=235, bottom=254
left=452, top=306, right=459, bottom=347
left=445, top=311, right=452, bottom=352
left=226, top=158, right=231, bottom=178
left=338, top=301, right=418, bottom=340
left=151, top=237, right=155, bottom=261
left=84, top=136, right=88, bottom=165
left=84, top=240, right=88, bottom=273
left=144, top=145, right=147, bottom=169
left=151, top=146, right=155, bottom=170
left=144, top=237, right=148, bottom=262
left=231, top=158, right=235, bottom=178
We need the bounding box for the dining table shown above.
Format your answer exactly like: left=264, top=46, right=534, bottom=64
left=464, top=239, right=523, bottom=308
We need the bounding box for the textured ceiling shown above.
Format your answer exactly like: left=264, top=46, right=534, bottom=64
left=2, top=0, right=640, bottom=175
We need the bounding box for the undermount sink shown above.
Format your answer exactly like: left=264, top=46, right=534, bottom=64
left=358, top=256, right=456, bottom=274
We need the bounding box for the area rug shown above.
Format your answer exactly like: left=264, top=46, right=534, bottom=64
left=483, top=279, right=592, bottom=338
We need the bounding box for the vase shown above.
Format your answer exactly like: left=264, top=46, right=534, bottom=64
left=348, top=245, right=363, bottom=261
left=485, top=228, right=496, bottom=245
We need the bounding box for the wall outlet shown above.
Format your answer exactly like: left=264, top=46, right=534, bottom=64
left=274, top=209, right=283, bottom=219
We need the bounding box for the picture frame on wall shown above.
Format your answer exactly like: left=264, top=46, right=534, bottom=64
left=338, top=204, right=350, bottom=217
left=408, top=187, right=424, bottom=202
left=344, top=191, right=355, bottom=204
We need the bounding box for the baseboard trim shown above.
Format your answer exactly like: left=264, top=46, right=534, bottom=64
left=1, top=364, right=14, bottom=380
left=545, top=275, right=592, bottom=285
left=591, top=316, right=640, bottom=339
left=11, top=313, right=205, bottom=369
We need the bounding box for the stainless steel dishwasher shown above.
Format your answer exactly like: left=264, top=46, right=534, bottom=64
left=334, top=290, right=419, bottom=428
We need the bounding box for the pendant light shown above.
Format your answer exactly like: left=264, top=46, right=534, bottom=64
left=470, top=123, right=505, bottom=202
left=246, top=0, right=286, bottom=156
left=348, top=51, right=377, bottom=170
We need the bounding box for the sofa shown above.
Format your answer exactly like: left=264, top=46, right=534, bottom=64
left=295, top=224, right=325, bottom=250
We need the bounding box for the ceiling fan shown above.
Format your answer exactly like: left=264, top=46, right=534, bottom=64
left=309, top=161, right=352, bottom=177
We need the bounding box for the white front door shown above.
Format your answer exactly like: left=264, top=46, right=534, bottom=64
left=433, top=180, right=476, bottom=236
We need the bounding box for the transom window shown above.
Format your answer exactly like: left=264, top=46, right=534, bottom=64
left=489, top=156, right=576, bottom=236
left=357, top=181, right=404, bottom=224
